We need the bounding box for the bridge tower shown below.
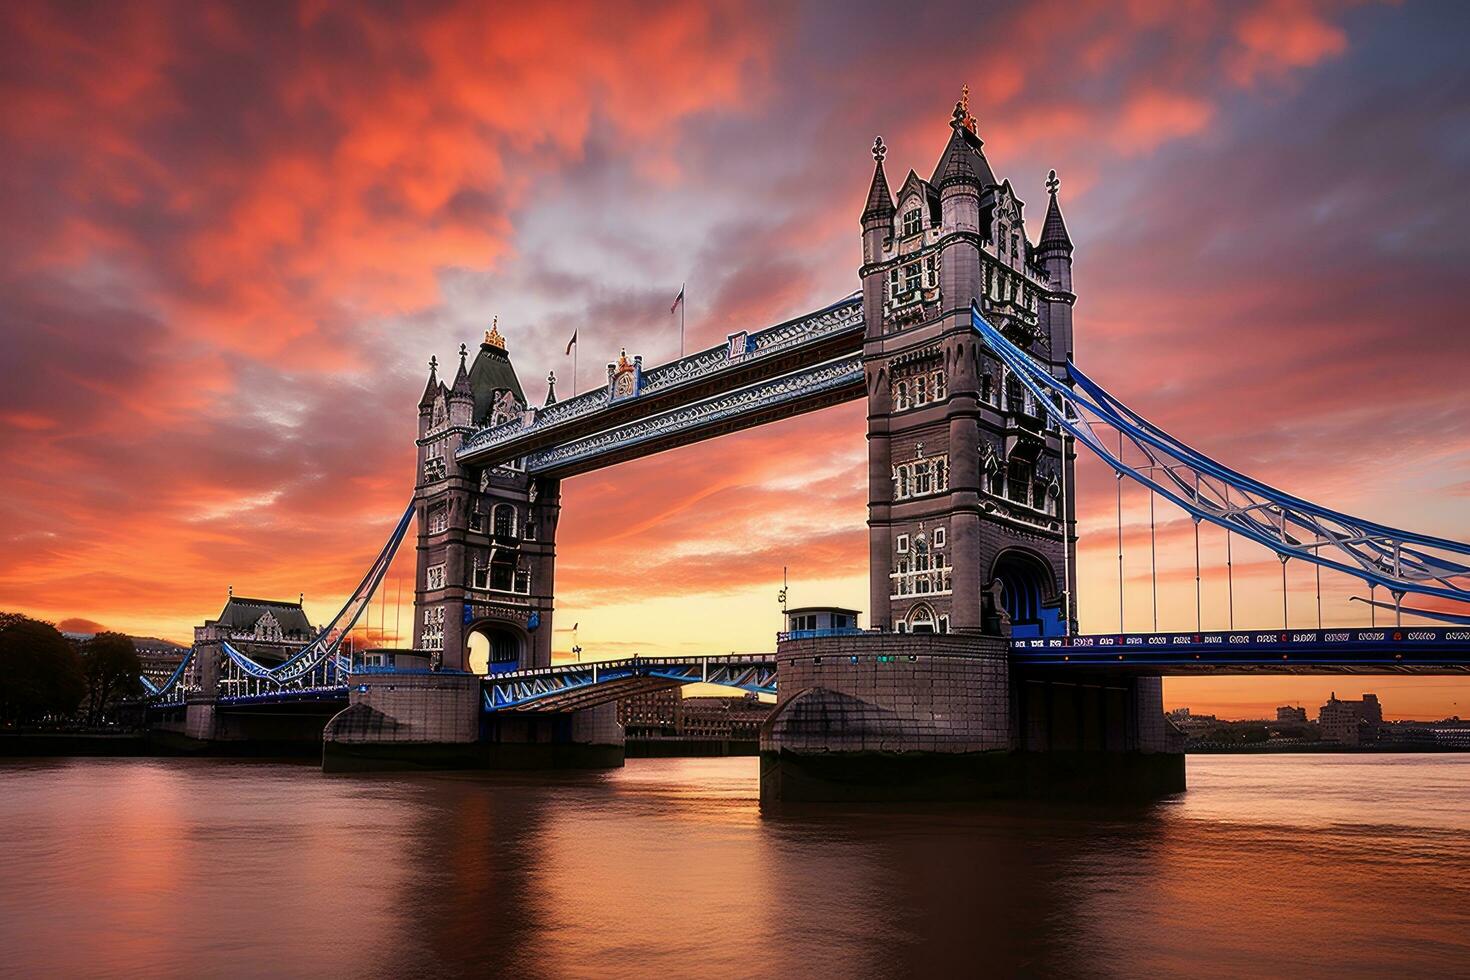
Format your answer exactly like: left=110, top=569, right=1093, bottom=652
left=861, top=95, right=1075, bottom=638
left=413, top=323, right=559, bottom=673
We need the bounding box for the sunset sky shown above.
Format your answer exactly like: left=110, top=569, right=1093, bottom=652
left=2, top=0, right=1468, bottom=719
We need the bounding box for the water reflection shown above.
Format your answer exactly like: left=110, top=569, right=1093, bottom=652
left=1, top=756, right=1468, bottom=977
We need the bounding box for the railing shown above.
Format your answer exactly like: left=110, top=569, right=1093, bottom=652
left=458, top=293, right=862, bottom=459
left=776, top=627, right=865, bottom=642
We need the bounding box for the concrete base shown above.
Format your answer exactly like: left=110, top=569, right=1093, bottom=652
left=760, top=748, right=1186, bottom=804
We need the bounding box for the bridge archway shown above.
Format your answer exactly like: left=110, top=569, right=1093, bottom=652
left=466, top=621, right=527, bottom=675
left=991, top=548, right=1063, bottom=639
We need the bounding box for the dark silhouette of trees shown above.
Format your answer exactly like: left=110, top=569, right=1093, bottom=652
left=80, top=632, right=141, bottom=725
left=0, top=613, right=86, bottom=725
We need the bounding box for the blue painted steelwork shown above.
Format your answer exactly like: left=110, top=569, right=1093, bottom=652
left=458, top=293, right=862, bottom=462
left=217, top=502, right=415, bottom=686
left=971, top=304, right=1470, bottom=610
left=484, top=654, right=776, bottom=711
left=140, top=645, right=196, bottom=702
left=776, top=628, right=866, bottom=641
left=1013, top=628, right=1470, bottom=673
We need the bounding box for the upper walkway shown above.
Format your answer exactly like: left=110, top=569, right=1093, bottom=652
left=457, top=294, right=863, bottom=476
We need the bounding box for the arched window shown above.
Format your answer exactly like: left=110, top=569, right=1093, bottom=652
left=492, top=503, right=516, bottom=539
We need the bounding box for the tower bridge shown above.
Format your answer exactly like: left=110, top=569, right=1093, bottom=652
left=141, top=94, right=1470, bottom=799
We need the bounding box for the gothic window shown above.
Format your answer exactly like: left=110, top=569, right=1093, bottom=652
left=490, top=558, right=515, bottom=592
left=897, top=534, right=909, bottom=554
left=1008, top=458, right=1033, bottom=505
left=902, top=208, right=922, bottom=237
left=468, top=505, right=484, bottom=532
left=423, top=455, right=446, bottom=481
left=896, top=381, right=909, bottom=411
left=1005, top=374, right=1025, bottom=414
left=421, top=606, right=445, bottom=651
left=492, top=503, right=516, bottom=539
left=933, top=370, right=947, bottom=400
left=427, top=563, right=446, bottom=590
left=887, top=266, right=900, bottom=298
left=1011, top=234, right=1020, bottom=260
left=980, top=373, right=993, bottom=405
left=893, top=454, right=949, bottom=500
left=902, top=262, right=921, bottom=293
left=923, top=254, right=939, bottom=288
left=933, top=527, right=946, bottom=549
left=914, top=376, right=927, bottom=405
left=428, top=504, right=448, bottom=535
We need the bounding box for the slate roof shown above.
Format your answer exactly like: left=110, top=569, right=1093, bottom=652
left=211, top=596, right=314, bottom=638
left=468, top=342, right=526, bottom=423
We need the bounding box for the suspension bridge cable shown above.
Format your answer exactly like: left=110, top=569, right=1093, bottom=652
left=1117, top=429, right=1125, bottom=632
left=1149, top=484, right=1158, bottom=632
left=1061, top=429, right=1073, bottom=636
left=1280, top=554, right=1290, bottom=630
left=1316, top=561, right=1322, bottom=629
left=1193, top=473, right=1202, bottom=632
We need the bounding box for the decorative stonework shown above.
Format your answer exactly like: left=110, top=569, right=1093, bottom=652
left=522, top=355, right=863, bottom=473
left=457, top=294, right=862, bottom=459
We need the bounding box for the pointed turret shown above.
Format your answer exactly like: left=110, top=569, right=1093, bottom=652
left=467, top=316, right=526, bottom=424
left=862, top=136, right=895, bottom=225
left=450, top=344, right=473, bottom=402
left=930, top=99, right=997, bottom=191
left=418, top=356, right=440, bottom=412
left=1038, top=169, right=1073, bottom=253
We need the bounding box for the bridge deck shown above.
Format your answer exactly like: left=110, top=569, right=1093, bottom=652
left=1012, top=627, right=1470, bottom=674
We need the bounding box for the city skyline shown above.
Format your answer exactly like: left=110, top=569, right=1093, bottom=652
left=3, top=1, right=1469, bottom=718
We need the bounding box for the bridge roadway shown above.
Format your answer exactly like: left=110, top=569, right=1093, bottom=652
left=484, top=627, right=1470, bottom=711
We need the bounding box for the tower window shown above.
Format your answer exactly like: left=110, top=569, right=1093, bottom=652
left=902, top=208, right=922, bottom=237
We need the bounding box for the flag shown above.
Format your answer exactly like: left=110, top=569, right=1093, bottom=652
left=565, top=330, right=577, bottom=355
left=670, top=285, right=684, bottom=316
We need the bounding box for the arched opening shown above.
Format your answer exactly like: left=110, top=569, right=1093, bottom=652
left=466, top=622, right=524, bottom=675
left=991, top=549, right=1064, bottom=639
left=906, top=602, right=937, bottom=634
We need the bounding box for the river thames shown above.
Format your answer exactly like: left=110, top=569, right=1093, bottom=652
left=1, top=754, right=1467, bottom=977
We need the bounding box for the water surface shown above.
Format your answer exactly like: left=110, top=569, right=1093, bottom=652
left=1, top=754, right=1468, bottom=978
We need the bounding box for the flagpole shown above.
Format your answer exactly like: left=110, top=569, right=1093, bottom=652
left=680, top=281, right=686, bottom=357
left=573, top=340, right=578, bottom=396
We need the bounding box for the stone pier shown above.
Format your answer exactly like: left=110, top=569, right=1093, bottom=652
left=322, top=670, right=623, bottom=772
left=760, top=633, right=1183, bottom=803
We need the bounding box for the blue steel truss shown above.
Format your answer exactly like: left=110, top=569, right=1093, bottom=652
left=209, top=501, right=415, bottom=687
left=484, top=655, right=777, bottom=711
left=971, top=304, right=1470, bottom=611
left=1013, top=627, right=1470, bottom=673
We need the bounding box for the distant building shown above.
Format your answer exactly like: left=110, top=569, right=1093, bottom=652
left=1276, top=706, right=1308, bottom=724
left=617, top=689, right=772, bottom=740
left=62, top=631, right=191, bottom=688
left=1319, top=692, right=1383, bottom=745
left=618, top=688, right=681, bottom=738
left=679, top=693, right=771, bottom=740
left=196, top=594, right=316, bottom=699
left=782, top=606, right=862, bottom=637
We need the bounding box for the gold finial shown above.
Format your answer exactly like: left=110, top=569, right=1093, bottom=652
left=485, top=315, right=506, bottom=350
left=960, top=83, right=976, bottom=133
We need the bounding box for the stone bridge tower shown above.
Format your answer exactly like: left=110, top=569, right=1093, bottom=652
left=861, top=95, right=1076, bottom=638
left=413, top=322, right=558, bottom=673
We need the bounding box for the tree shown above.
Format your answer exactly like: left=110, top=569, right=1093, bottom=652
left=80, top=632, right=142, bottom=726
left=0, top=613, right=86, bottom=725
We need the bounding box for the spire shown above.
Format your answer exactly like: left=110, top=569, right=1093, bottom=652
left=544, top=370, right=558, bottom=406
left=861, top=136, right=895, bottom=225
left=418, top=355, right=440, bottom=408
left=450, top=343, right=473, bottom=401
left=931, top=88, right=996, bottom=190
left=1038, top=169, right=1073, bottom=252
